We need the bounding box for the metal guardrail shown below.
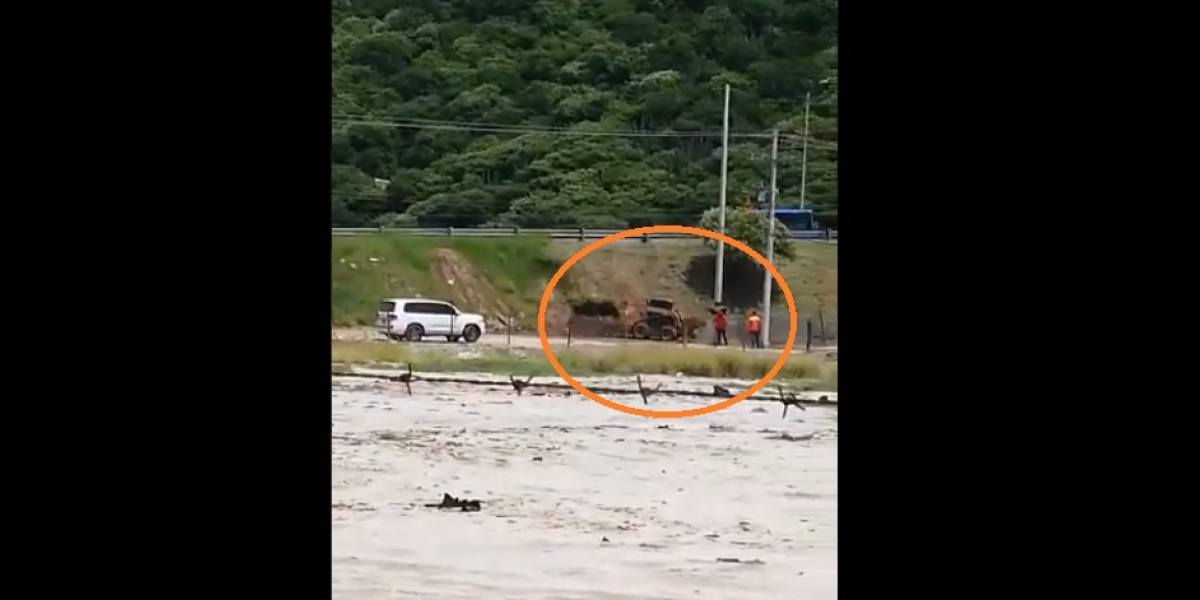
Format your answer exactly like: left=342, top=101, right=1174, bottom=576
left=331, top=227, right=839, bottom=241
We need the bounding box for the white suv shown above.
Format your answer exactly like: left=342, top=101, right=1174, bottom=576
left=376, top=298, right=487, bottom=343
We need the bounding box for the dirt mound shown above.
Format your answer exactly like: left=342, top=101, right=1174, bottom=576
left=542, top=285, right=572, bottom=333
left=563, top=297, right=707, bottom=341
left=566, top=298, right=635, bottom=338
left=429, top=249, right=515, bottom=327
left=570, top=299, right=623, bottom=318
left=427, top=248, right=571, bottom=332
left=550, top=243, right=713, bottom=322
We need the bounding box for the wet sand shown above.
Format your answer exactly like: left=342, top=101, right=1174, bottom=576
left=332, top=373, right=838, bottom=599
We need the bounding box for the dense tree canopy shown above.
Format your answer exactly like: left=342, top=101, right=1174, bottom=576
left=332, top=0, right=838, bottom=230
left=698, top=206, right=794, bottom=262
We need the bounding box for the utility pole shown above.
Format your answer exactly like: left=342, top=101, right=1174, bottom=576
left=714, top=83, right=731, bottom=304
left=761, top=129, right=779, bottom=349
left=799, top=91, right=811, bottom=210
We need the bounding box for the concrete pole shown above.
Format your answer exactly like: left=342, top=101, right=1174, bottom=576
left=799, top=92, right=811, bottom=209
left=714, top=84, right=731, bottom=304
left=761, top=130, right=779, bottom=349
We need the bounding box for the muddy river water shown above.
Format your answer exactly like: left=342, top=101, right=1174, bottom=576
left=332, top=373, right=838, bottom=599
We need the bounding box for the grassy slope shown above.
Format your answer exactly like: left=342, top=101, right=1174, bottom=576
left=332, top=236, right=561, bottom=325
left=331, top=236, right=837, bottom=327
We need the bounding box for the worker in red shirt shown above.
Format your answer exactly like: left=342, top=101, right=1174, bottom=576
left=746, top=310, right=763, bottom=349
left=712, top=306, right=728, bottom=346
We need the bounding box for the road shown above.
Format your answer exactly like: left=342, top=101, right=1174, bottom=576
left=332, top=227, right=839, bottom=242
left=332, top=327, right=837, bottom=355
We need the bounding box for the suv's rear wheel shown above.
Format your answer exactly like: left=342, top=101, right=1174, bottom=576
left=463, top=324, right=482, bottom=343
left=404, top=324, right=424, bottom=342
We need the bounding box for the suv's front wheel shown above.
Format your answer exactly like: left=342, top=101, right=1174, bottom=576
left=404, top=324, right=424, bottom=342
left=462, top=324, right=482, bottom=343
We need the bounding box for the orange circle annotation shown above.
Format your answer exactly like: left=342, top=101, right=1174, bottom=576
left=536, top=225, right=797, bottom=418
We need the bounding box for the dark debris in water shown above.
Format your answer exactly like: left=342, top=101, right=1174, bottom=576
left=424, top=493, right=482, bottom=512
left=332, top=501, right=375, bottom=512
left=766, top=431, right=818, bottom=442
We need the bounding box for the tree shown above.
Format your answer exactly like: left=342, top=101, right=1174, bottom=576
left=331, top=164, right=383, bottom=226
left=697, top=206, right=794, bottom=263
left=331, top=0, right=838, bottom=229
left=407, top=189, right=496, bottom=228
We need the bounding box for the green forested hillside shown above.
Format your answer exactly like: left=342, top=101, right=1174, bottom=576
left=331, top=0, right=838, bottom=229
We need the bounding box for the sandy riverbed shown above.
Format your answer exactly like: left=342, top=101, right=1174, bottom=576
left=332, top=373, right=838, bottom=599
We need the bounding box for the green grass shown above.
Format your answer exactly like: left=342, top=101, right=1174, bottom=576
left=776, top=241, right=839, bottom=318
left=331, top=236, right=561, bottom=325
left=331, top=341, right=838, bottom=390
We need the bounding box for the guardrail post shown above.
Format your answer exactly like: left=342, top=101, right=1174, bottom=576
left=676, top=310, right=687, bottom=348
left=642, top=233, right=650, bottom=243
left=447, top=227, right=454, bottom=237
left=513, top=226, right=520, bottom=236
left=824, top=228, right=832, bottom=241
left=805, top=319, right=813, bottom=353
left=818, top=308, right=827, bottom=344
left=577, top=227, right=585, bottom=241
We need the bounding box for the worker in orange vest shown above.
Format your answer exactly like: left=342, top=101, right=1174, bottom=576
left=712, top=306, right=729, bottom=346
left=746, top=310, right=763, bottom=349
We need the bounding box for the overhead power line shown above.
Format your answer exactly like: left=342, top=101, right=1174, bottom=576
left=331, top=114, right=837, bottom=150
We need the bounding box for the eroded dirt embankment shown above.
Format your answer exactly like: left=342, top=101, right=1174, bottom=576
left=332, top=237, right=838, bottom=334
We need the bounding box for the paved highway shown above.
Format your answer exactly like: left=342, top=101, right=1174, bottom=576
left=333, top=226, right=838, bottom=242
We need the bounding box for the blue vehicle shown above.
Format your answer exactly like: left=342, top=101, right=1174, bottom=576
left=770, top=207, right=818, bottom=231
left=750, top=191, right=819, bottom=230
left=749, top=190, right=832, bottom=230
